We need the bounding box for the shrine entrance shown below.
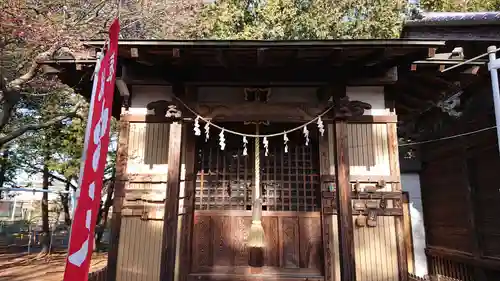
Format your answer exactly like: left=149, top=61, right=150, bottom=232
left=190, top=122, right=325, bottom=280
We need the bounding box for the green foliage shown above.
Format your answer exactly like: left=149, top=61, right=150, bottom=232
left=6, top=92, right=80, bottom=181
left=193, top=0, right=408, bottom=40
left=7, top=92, right=118, bottom=188
left=0, top=0, right=130, bottom=188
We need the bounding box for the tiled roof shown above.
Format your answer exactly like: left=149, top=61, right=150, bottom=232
left=406, top=11, right=500, bottom=26
left=420, top=12, right=500, bottom=22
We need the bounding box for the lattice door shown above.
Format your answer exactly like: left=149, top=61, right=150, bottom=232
left=191, top=124, right=325, bottom=275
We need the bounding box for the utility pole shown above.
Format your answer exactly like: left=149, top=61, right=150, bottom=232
left=487, top=46, right=500, bottom=154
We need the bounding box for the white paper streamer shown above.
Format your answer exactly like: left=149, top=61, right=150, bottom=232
left=194, top=116, right=201, bottom=136
left=219, top=129, right=226, bottom=150
left=283, top=132, right=289, bottom=153
left=263, top=137, right=269, bottom=156
left=204, top=121, right=210, bottom=142
left=303, top=125, right=309, bottom=146
left=317, top=116, right=325, bottom=137
left=243, top=136, right=248, bottom=156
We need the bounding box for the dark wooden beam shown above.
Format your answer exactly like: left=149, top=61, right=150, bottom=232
left=257, top=48, right=267, bottom=66
left=352, top=49, right=386, bottom=67
left=319, top=131, right=335, bottom=281
left=334, top=121, right=356, bottom=281
left=178, top=126, right=196, bottom=281
left=316, top=85, right=332, bottom=103
left=411, top=73, right=462, bottom=92
left=399, top=91, right=431, bottom=108
left=181, top=66, right=342, bottom=83
left=216, top=49, right=229, bottom=68
left=463, top=141, right=487, bottom=281
left=368, top=51, right=422, bottom=75
left=283, top=49, right=299, bottom=68
left=133, top=48, right=160, bottom=66
left=160, top=121, right=183, bottom=281
left=122, top=58, right=402, bottom=84
left=313, top=49, right=344, bottom=69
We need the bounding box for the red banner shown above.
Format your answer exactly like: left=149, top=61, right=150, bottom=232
left=64, top=19, right=119, bottom=281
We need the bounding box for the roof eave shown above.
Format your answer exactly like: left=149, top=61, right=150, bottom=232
left=81, top=39, right=446, bottom=49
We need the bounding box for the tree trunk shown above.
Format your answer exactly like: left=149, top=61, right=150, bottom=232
left=0, top=148, right=8, bottom=200
left=40, top=159, right=51, bottom=255
left=95, top=180, right=114, bottom=251
left=61, top=179, right=72, bottom=226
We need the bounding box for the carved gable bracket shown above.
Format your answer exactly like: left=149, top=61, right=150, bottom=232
left=328, top=96, right=372, bottom=120
left=146, top=100, right=182, bottom=123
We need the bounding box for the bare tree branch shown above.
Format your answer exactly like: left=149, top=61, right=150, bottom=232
left=70, top=0, right=108, bottom=26
left=23, top=165, right=78, bottom=190
left=5, top=43, right=63, bottom=93
left=0, top=101, right=84, bottom=146
left=0, top=43, right=73, bottom=132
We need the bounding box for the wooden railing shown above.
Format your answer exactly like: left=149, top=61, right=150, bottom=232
left=427, top=253, right=475, bottom=281
left=408, top=274, right=425, bottom=281
left=424, top=246, right=500, bottom=281
left=408, top=273, right=464, bottom=281
left=88, top=266, right=107, bottom=281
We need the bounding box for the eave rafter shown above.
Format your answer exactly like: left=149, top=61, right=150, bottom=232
left=394, top=65, right=488, bottom=140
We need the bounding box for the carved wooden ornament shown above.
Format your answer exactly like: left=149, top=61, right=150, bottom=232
left=330, top=96, right=372, bottom=119
left=145, top=100, right=182, bottom=122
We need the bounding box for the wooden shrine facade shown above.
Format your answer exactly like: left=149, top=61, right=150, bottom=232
left=44, top=39, right=447, bottom=281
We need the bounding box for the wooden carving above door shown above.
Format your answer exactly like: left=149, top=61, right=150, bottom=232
left=194, top=103, right=319, bottom=122
left=193, top=95, right=372, bottom=122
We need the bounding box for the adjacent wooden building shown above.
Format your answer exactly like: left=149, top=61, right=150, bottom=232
left=45, top=39, right=453, bottom=281
left=401, top=11, right=500, bottom=281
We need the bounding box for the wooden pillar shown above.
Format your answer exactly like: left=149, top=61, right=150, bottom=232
left=320, top=126, right=335, bottom=281
left=178, top=126, right=196, bottom=281
left=107, top=115, right=130, bottom=281
left=161, top=121, right=183, bottom=281
left=388, top=122, right=409, bottom=281
left=334, top=121, right=356, bottom=281
left=403, top=192, right=416, bottom=275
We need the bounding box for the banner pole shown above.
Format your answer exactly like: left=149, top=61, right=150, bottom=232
left=65, top=51, right=104, bottom=256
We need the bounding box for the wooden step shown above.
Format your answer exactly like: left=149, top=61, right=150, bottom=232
left=188, top=273, right=324, bottom=281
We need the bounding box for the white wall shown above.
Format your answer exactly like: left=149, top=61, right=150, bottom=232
left=346, top=86, right=391, bottom=116
left=401, top=173, right=428, bottom=277
left=130, top=85, right=173, bottom=115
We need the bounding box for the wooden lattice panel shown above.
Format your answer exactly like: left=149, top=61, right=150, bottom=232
left=194, top=132, right=322, bottom=211
left=261, top=145, right=322, bottom=211
left=195, top=142, right=253, bottom=210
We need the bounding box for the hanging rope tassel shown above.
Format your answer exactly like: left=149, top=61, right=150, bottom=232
left=248, top=125, right=265, bottom=267
left=248, top=199, right=264, bottom=247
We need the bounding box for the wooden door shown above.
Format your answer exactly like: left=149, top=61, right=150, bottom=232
left=190, top=128, right=325, bottom=280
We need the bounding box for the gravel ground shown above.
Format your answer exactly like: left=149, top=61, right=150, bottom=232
left=0, top=252, right=107, bottom=281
